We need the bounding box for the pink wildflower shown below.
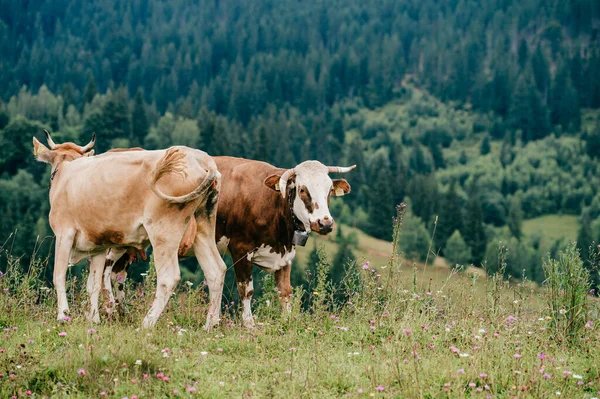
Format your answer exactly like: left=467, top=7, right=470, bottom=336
left=289, top=347, right=296, bottom=351
left=187, top=387, right=197, bottom=393
left=58, top=332, right=67, bottom=337
left=514, top=354, right=523, bottom=359
left=480, top=373, right=487, bottom=378
left=458, top=369, right=465, bottom=374
left=375, top=385, right=384, bottom=392
left=77, top=369, right=86, bottom=376
left=403, top=329, right=411, bottom=336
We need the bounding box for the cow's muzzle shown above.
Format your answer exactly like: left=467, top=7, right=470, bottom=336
left=311, top=217, right=335, bottom=235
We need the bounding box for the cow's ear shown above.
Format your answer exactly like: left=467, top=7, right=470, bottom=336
left=33, top=137, right=53, bottom=163
left=264, top=174, right=281, bottom=192
left=84, top=150, right=95, bottom=157
left=332, top=179, right=351, bottom=196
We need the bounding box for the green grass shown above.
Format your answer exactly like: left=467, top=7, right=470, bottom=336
left=522, top=215, right=580, bottom=242
left=296, top=225, right=393, bottom=268
left=1, top=241, right=599, bottom=398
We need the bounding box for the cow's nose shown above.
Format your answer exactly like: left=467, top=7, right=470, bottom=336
left=317, top=217, right=334, bottom=234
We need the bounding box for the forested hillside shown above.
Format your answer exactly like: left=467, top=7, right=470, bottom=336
left=0, top=0, right=599, bottom=289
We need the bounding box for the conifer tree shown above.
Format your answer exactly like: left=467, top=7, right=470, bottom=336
left=444, top=230, right=471, bottom=268
left=82, top=76, right=97, bottom=108
left=131, top=89, right=149, bottom=146
left=366, top=153, right=395, bottom=240
left=480, top=135, right=491, bottom=155
left=437, top=181, right=463, bottom=251
left=462, top=182, right=487, bottom=265
left=507, top=196, right=524, bottom=240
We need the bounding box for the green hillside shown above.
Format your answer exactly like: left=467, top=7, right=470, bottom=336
left=523, top=215, right=580, bottom=242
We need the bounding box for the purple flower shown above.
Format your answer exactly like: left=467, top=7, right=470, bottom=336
left=375, top=385, right=384, bottom=392
left=58, top=332, right=67, bottom=337
left=77, top=369, right=86, bottom=376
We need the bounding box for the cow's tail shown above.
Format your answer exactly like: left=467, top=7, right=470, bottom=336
left=150, top=148, right=218, bottom=204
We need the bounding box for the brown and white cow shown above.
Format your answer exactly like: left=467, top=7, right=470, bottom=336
left=213, top=157, right=355, bottom=326
left=32, top=131, right=226, bottom=329
left=106, top=156, right=354, bottom=327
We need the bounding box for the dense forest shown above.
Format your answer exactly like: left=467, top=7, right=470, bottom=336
left=0, top=0, right=599, bottom=289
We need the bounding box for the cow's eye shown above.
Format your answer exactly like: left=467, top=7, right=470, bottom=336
left=299, top=188, right=305, bottom=194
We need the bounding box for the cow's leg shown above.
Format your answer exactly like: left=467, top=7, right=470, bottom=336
left=103, top=249, right=127, bottom=315
left=112, top=268, right=128, bottom=312
left=232, top=254, right=255, bottom=328
left=193, top=227, right=227, bottom=331
left=275, top=263, right=293, bottom=314
left=142, top=241, right=180, bottom=329
left=53, top=231, right=75, bottom=321
left=86, top=253, right=107, bottom=323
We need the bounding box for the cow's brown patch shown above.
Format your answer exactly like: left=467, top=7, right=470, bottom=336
left=92, top=231, right=125, bottom=245
left=299, top=186, right=313, bottom=213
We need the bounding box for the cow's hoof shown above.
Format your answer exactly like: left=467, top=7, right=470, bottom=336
left=85, top=311, right=100, bottom=324
left=57, top=312, right=71, bottom=322
left=142, top=317, right=156, bottom=329
left=203, top=318, right=220, bottom=332
left=242, top=318, right=255, bottom=329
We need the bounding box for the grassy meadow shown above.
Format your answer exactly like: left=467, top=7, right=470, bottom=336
left=1, top=223, right=599, bottom=399
left=522, top=215, right=580, bottom=243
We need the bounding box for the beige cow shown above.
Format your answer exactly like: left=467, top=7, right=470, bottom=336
left=33, top=131, right=226, bottom=329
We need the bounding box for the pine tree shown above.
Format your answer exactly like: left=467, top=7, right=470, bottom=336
left=198, top=108, right=216, bottom=154
left=60, top=83, right=76, bottom=117
left=131, top=89, right=149, bottom=146
left=551, top=63, right=580, bottom=131
left=82, top=76, right=97, bottom=108
left=462, top=182, right=487, bottom=265
left=507, top=196, right=524, bottom=240
left=254, top=124, right=269, bottom=162
left=517, top=39, right=529, bottom=69
left=99, top=87, right=131, bottom=151
left=531, top=45, right=550, bottom=96
left=444, top=230, right=472, bottom=268
left=437, top=181, right=463, bottom=252
left=510, top=71, right=549, bottom=142
left=480, top=135, right=491, bottom=155
left=332, top=117, right=345, bottom=144
left=366, top=154, right=395, bottom=240
left=585, top=125, right=600, bottom=159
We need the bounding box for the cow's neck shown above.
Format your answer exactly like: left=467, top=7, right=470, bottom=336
left=48, top=156, right=73, bottom=192
left=278, top=187, right=309, bottom=249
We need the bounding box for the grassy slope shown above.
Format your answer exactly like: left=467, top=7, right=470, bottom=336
left=1, top=256, right=598, bottom=398
left=522, top=215, right=580, bottom=242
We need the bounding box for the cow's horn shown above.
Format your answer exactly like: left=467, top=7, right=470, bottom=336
left=44, top=129, right=57, bottom=150
left=278, top=168, right=295, bottom=198
left=80, top=132, right=96, bottom=153
left=328, top=165, right=356, bottom=173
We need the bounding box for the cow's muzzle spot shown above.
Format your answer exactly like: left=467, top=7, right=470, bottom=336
left=312, top=217, right=334, bottom=235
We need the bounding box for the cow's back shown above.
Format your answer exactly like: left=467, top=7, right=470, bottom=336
left=51, top=147, right=215, bottom=249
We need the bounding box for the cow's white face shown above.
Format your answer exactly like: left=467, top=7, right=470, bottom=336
left=265, top=161, right=351, bottom=235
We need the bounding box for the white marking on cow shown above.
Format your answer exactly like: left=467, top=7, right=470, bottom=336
left=216, top=236, right=230, bottom=255
left=290, top=162, right=334, bottom=231
left=246, top=245, right=295, bottom=271
left=241, top=280, right=254, bottom=327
